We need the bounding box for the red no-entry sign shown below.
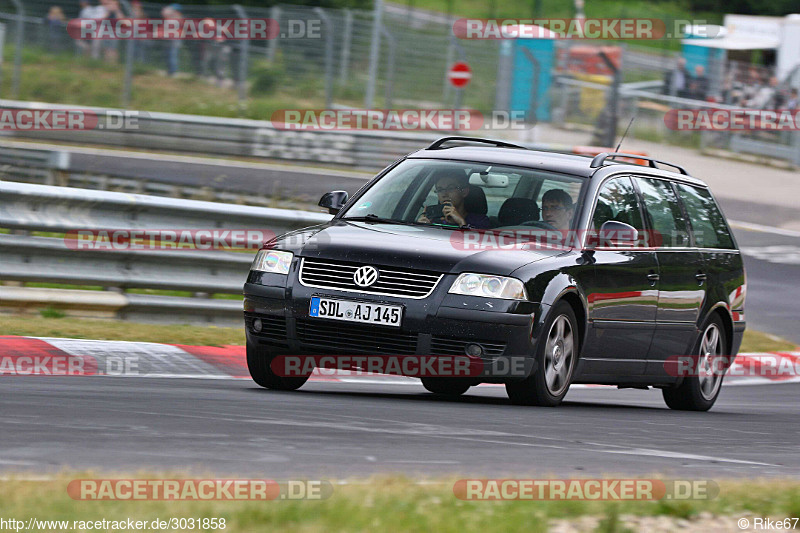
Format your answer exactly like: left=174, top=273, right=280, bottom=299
left=447, top=62, right=472, bottom=88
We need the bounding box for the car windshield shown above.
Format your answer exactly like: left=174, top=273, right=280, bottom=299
left=340, top=159, right=584, bottom=231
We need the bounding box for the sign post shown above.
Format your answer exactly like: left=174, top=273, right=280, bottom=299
left=447, top=61, right=472, bottom=108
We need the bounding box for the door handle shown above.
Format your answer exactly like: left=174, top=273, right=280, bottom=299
left=647, top=272, right=660, bottom=285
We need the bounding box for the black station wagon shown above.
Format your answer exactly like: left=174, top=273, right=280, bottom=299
left=243, top=137, right=746, bottom=411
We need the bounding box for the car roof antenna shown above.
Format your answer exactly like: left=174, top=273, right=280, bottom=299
left=614, top=116, right=636, bottom=153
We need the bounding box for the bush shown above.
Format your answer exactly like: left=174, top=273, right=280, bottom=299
left=249, top=60, right=285, bottom=96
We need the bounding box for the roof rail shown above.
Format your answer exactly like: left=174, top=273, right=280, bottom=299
left=589, top=152, right=689, bottom=175
left=426, top=136, right=528, bottom=151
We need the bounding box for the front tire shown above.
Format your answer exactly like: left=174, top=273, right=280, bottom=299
left=421, top=377, right=471, bottom=396
left=247, top=343, right=309, bottom=391
left=662, top=315, right=727, bottom=411
left=506, top=301, right=578, bottom=406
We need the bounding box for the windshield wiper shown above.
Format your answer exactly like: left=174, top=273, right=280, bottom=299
left=346, top=214, right=475, bottom=230
left=343, top=213, right=421, bottom=226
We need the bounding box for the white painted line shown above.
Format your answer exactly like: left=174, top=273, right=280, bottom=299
left=729, top=219, right=800, bottom=238
left=0, top=139, right=372, bottom=179
left=597, top=447, right=776, bottom=466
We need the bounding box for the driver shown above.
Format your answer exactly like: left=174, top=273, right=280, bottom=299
left=541, top=189, right=575, bottom=229
left=417, top=173, right=490, bottom=229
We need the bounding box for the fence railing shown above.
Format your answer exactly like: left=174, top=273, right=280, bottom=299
left=0, top=180, right=331, bottom=326
left=1, top=1, right=678, bottom=114
left=551, top=77, right=800, bottom=166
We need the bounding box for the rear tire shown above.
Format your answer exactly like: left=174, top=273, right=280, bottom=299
left=506, top=301, right=578, bottom=406
left=662, top=314, right=727, bottom=411
left=421, top=377, right=471, bottom=396
left=247, top=343, right=309, bottom=391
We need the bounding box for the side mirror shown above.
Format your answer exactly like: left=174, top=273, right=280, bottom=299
left=596, top=220, right=639, bottom=248
left=318, top=190, right=349, bottom=215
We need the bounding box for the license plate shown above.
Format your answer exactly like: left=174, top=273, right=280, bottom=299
left=309, top=297, right=402, bottom=327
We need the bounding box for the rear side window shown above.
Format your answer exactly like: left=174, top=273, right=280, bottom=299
left=675, top=184, right=735, bottom=249
left=633, top=177, right=691, bottom=248
left=592, top=177, right=644, bottom=231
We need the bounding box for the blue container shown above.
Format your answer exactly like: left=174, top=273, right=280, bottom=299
left=506, top=34, right=556, bottom=122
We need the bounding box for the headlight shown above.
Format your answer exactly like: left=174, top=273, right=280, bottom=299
left=449, top=273, right=527, bottom=300
left=251, top=249, right=293, bottom=275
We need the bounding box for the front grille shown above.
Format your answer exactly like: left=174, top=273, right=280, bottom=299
left=296, top=318, right=418, bottom=355
left=299, top=258, right=442, bottom=299
left=430, top=336, right=506, bottom=358
left=245, top=313, right=288, bottom=344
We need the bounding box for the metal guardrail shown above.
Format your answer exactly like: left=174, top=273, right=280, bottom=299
left=0, top=143, right=306, bottom=205
left=0, top=180, right=332, bottom=326
left=0, top=99, right=442, bottom=171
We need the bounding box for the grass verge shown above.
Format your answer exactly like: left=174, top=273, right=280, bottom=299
left=0, top=314, right=244, bottom=346
left=739, top=330, right=796, bottom=353
left=0, top=314, right=795, bottom=353
left=0, top=475, right=799, bottom=532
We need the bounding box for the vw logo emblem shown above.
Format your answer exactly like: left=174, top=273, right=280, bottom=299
left=353, top=266, right=379, bottom=287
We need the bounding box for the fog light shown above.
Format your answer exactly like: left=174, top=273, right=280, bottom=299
left=252, top=318, right=263, bottom=333
left=465, top=343, right=483, bottom=357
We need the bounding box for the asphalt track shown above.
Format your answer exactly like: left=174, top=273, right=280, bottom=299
left=1, top=377, right=798, bottom=478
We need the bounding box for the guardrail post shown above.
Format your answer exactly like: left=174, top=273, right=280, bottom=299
left=794, top=131, right=800, bottom=166
left=0, top=24, right=6, bottom=97
left=314, top=7, right=334, bottom=109
left=364, top=0, right=384, bottom=109
left=266, top=6, right=280, bottom=62
left=339, top=9, right=353, bottom=86
left=520, top=48, right=540, bottom=128
left=233, top=5, right=249, bottom=107
left=9, top=0, right=23, bottom=98
left=442, top=34, right=455, bottom=105
left=118, top=0, right=135, bottom=108
left=380, top=25, right=395, bottom=109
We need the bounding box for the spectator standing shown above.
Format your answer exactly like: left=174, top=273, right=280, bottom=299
left=45, top=6, right=67, bottom=53
left=748, top=76, right=779, bottom=109
left=665, top=57, right=689, bottom=98
left=688, top=65, right=709, bottom=101
left=89, top=0, right=108, bottom=59
left=161, top=4, right=183, bottom=77
left=787, top=89, right=799, bottom=110
left=99, top=0, right=122, bottom=63
left=210, top=19, right=232, bottom=87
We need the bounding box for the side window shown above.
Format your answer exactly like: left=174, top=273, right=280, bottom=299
left=592, top=177, right=644, bottom=231
left=633, top=177, right=691, bottom=248
left=675, top=184, right=735, bottom=249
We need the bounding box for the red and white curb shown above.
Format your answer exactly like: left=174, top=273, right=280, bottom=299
left=0, top=335, right=798, bottom=387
